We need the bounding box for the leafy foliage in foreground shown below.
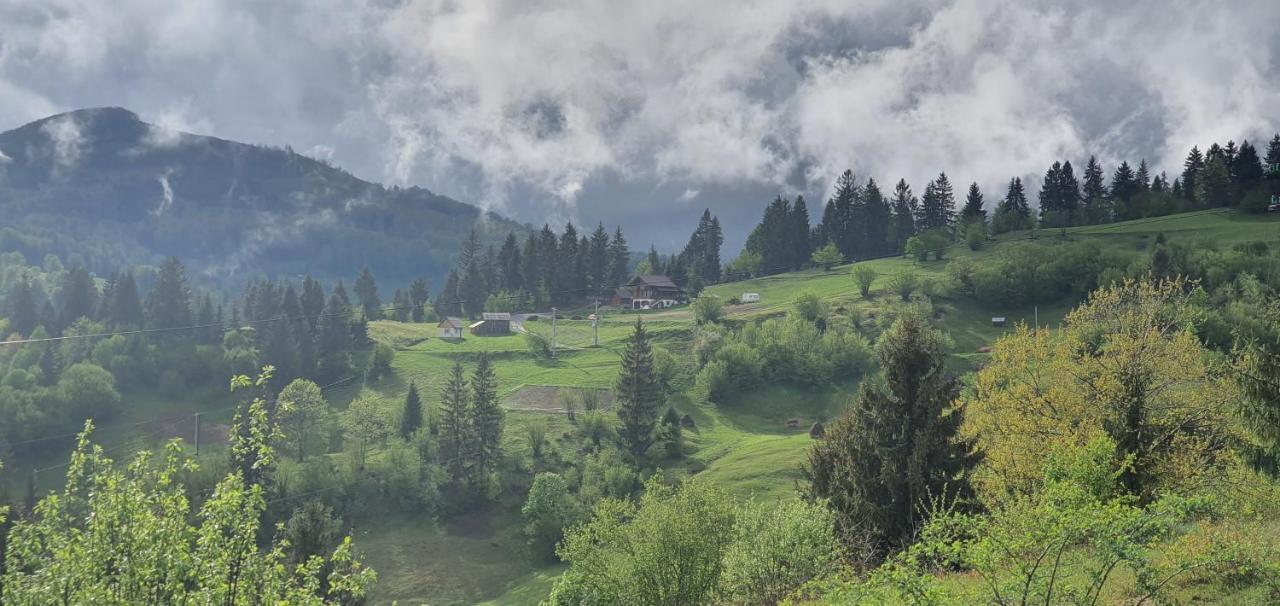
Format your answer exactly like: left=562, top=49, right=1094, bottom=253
left=1, top=429, right=375, bottom=604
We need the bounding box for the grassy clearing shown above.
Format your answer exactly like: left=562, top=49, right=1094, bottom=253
left=12, top=209, right=1279, bottom=604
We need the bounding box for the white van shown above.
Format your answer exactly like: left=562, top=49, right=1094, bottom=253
left=742, top=292, right=761, bottom=303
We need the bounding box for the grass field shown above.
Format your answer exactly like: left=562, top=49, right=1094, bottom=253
left=8, top=209, right=1280, bottom=604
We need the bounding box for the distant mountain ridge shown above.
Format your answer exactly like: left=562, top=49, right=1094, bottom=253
left=0, top=107, right=525, bottom=290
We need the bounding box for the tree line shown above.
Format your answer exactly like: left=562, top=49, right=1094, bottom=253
left=732, top=133, right=1280, bottom=278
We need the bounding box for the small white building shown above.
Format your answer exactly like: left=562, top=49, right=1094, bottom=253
left=437, top=317, right=464, bottom=339
left=742, top=292, right=761, bottom=303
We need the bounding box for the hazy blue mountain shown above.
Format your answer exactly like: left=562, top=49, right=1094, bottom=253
left=0, top=107, right=525, bottom=290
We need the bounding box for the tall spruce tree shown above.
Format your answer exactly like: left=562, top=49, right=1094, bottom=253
left=1082, top=156, right=1107, bottom=206
left=469, top=352, right=503, bottom=487
left=58, top=266, right=97, bottom=331
left=801, top=312, right=979, bottom=556
left=300, top=275, right=325, bottom=329
left=862, top=179, right=892, bottom=256
left=435, top=270, right=462, bottom=318
left=917, top=172, right=955, bottom=234
left=5, top=275, right=38, bottom=337
left=745, top=196, right=795, bottom=275
left=1135, top=159, right=1151, bottom=193
left=1181, top=146, right=1204, bottom=203
left=615, top=319, right=662, bottom=459
left=1234, top=140, right=1265, bottom=197
left=890, top=178, right=918, bottom=252
left=1196, top=155, right=1231, bottom=207
left=588, top=223, right=611, bottom=297
left=110, top=272, right=144, bottom=329
left=823, top=171, right=860, bottom=259
left=1265, top=135, right=1280, bottom=200
left=146, top=257, right=192, bottom=329
left=960, top=182, right=985, bottom=224
left=409, top=278, right=430, bottom=322
left=459, top=254, right=487, bottom=318
left=498, top=232, right=523, bottom=293
left=439, top=361, right=470, bottom=486
left=789, top=199, right=811, bottom=272
left=317, top=292, right=352, bottom=380
left=608, top=227, right=630, bottom=288
left=1111, top=161, right=1139, bottom=204
left=401, top=380, right=423, bottom=439
left=1059, top=160, right=1081, bottom=212
left=353, top=266, right=382, bottom=320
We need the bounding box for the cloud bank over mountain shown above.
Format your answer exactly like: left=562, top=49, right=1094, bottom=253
left=1, top=0, right=1277, bottom=250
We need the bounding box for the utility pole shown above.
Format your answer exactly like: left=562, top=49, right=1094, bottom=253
left=592, top=300, right=599, bottom=347
left=194, top=412, right=201, bottom=456
left=551, top=307, right=558, bottom=358
left=1034, top=305, right=1039, bottom=333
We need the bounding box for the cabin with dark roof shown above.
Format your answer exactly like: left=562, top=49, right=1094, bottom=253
left=617, top=275, right=683, bottom=309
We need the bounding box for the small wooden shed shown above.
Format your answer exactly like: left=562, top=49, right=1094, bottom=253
left=470, top=312, right=512, bottom=336
left=437, top=317, right=464, bottom=339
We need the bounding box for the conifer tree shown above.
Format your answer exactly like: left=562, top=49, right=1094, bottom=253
left=459, top=254, right=487, bottom=318
left=615, top=319, right=662, bottom=459
left=1181, top=146, right=1204, bottom=203
left=745, top=196, right=796, bottom=274
left=1082, top=155, right=1107, bottom=206
left=588, top=223, right=611, bottom=296
left=300, top=275, right=325, bottom=329
left=408, top=278, right=430, bottom=322
left=960, top=182, right=985, bottom=224
left=146, top=257, right=192, bottom=330
left=823, top=171, right=860, bottom=259
left=608, top=227, right=630, bottom=287
left=439, top=362, right=471, bottom=486
left=392, top=288, right=412, bottom=322
left=1135, top=158, right=1151, bottom=193
left=401, top=380, right=423, bottom=439
left=353, top=266, right=382, bottom=320
left=801, top=312, right=979, bottom=556
left=890, top=178, right=918, bottom=252
left=196, top=293, right=216, bottom=344
left=435, top=270, right=462, bottom=318
left=558, top=223, right=582, bottom=303
left=469, top=352, right=503, bottom=485
left=317, top=292, right=352, bottom=381
left=498, top=232, right=523, bottom=293
left=917, top=172, right=955, bottom=234
left=1111, top=161, right=1139, bottom=204
left=862, top=179, right=892, bottom=257
left=5, top=275, right=38, bottom=337
left=1196, top=155, right=1231, bottom=207
left=58, top=266, right=97, bottom=331
left=1234, top=140, right=1265, bottom=198
left=790, top=198, right=812, bottom=270
left=1059, top=160, right=1081, bottom=212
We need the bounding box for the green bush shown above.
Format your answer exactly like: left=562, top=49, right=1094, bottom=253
left=719, top=499, right=840, bottom=605
left=692, top=293, right=724, bottom=325
left=522, top=473, right=577, bottom=561
left=965, top=221, right=985, bottom=250
left=852, top=265, right=877, bottom=298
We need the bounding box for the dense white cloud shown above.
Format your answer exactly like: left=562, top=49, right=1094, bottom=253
left=0, top=0, right=1276, bottom=248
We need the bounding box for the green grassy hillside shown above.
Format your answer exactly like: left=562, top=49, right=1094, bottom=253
left=9, top=209, right=1278, bottom=605
left=360, top=209, right=1280, bottom=604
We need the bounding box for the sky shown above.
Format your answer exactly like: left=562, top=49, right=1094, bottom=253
left=1, top=0, right=1277, bottom=254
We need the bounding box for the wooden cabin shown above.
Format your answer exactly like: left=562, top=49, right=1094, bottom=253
left=470, top=312, right=512, bottom=336
left=437, top=317, right=464, bottom=339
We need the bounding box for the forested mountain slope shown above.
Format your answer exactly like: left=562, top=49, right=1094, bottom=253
left=0, top=107, right=525, bottom=290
